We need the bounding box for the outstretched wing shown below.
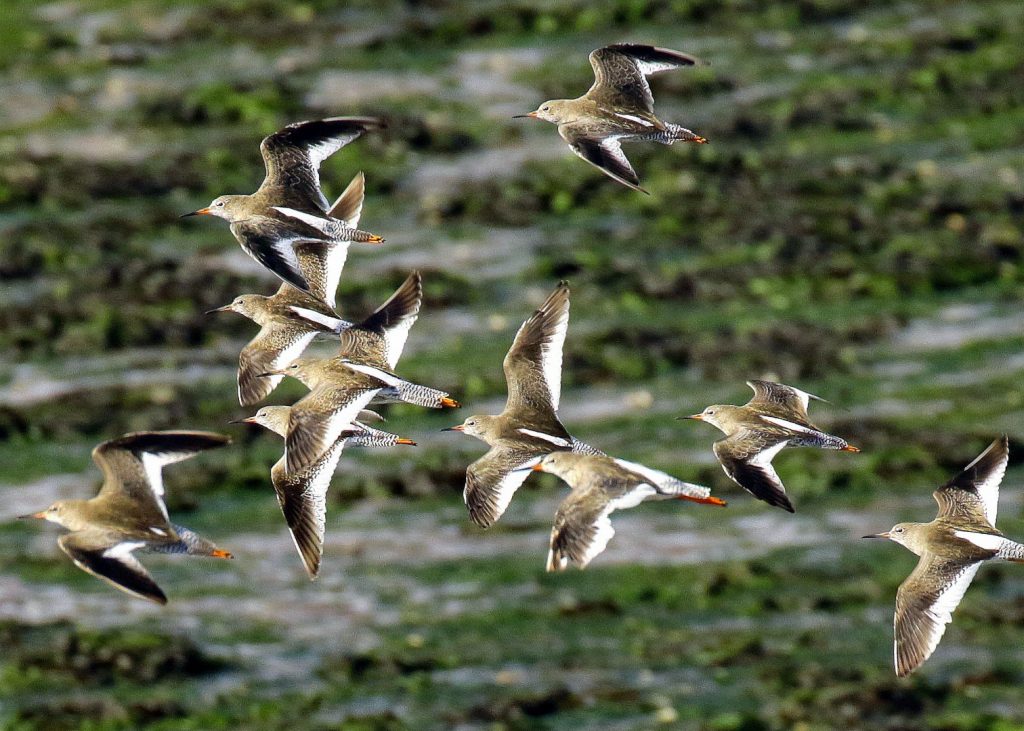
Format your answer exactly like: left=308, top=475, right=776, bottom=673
left=229, top=218, right=316, bottom=293
left=273, top=441, right=347, bottom=579
left=547, top=484, right=616, bottom=571
left=744, top=380, right=827, bottom=423
left=463, top=447, right=543, bottom=528
left=59, top=532, right=167, bottom=605
left=586, top=44, right=702, bottom=112
left=258, top=117, right=385, bottom=210
left=349, top=271, right=422, bottom=369
left=93, top=431, right=230, bottom=522
left=713, top=432, right=794, bottom=512
left=285, top=387, right=379, bottom=474
left=933, top=436, right=1008, bottom=526
left=503, top=281, right=570, bottom=415
left=563, top=133, right=645, bottom=193
left=894, top=554, right=980, bottom=677
left=237, top=325, right=317, bottom=407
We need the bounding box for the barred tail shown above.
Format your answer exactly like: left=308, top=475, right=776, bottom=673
left=997, top=540, right=1024, bottom=563
left=150, top=525, right=231, bottom=558
left=385, top=381, right=459, bottom=409
left=349, top=422, right=415, bottom=448
left=664, top=123, right=708, bottom=144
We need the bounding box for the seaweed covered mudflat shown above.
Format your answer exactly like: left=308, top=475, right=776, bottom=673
left=2, top=0, right=1024, bottom=728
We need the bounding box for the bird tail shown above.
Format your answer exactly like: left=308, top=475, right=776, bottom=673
left=997, top=540, right=1024, bottom=563
left=663, top=123, right=708, bottom=145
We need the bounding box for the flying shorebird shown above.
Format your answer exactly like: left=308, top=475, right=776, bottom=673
left=206, top=172, right=369, bottom=406
left=20, top=431, right=233, bottom=605
left=443, top=282, right=601, bottom=528
left=235, top=405, right=415, bottom=578
left=182, top=118, right=385, bottom=297
left=287, top=270, right=460, bottom=412
left=516, top=43, right=708, bottom=193
left=533, top=452, right=725, bottom=571
left=684, top=380, right=859, bottom=513
left=864, top=436, right=1024, bottom=677
left=208, top=283, right=347, bottom=407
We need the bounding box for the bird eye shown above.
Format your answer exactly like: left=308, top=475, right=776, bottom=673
left=542, top=106, right=550, bottom=112
left=216, top=200, right=225, bottom=207
left=706, top=409, right=715, bottom=415
left=894, top=527, right=904, bottom=533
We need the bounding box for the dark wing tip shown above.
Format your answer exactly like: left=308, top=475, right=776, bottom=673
left=604, top=43, right=706, bottom=68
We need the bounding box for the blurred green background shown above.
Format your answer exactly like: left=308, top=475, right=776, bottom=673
left=2, top=0, right=1024, bottom=729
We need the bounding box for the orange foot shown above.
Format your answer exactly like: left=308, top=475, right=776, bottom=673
left=679, top=494, right=727, bottom=507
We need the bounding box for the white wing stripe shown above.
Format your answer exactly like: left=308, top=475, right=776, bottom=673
left=517, top=428, right=570, bottom=447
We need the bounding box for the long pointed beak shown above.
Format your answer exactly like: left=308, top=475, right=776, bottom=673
left=205, top=305, right=232, bottom=315
left=441, top=425, right=464, bottom=432
left=229, top=417, right=256, bottom=425
left=679, top=414, right=704, bottom=421
left=512, top=112, right=539, bottom=119
left=181, top=208, right=211, bottom=218
left=18, top=512, right=46, bottom=519
left=256, top=370, right=282, bottom=378
left=862, top=532, right=890, bottom=539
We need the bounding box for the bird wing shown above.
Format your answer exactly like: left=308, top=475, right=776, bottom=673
left=258, top=117, right=384, bottom=211
left=933, top=436, right=1008, bottom=526
left=292, top=239, right=348, bottom=309
left=285, top=386, right=379, bottom=474
left=586, top=44, right=702, bottom=112
left=58, top=532, right=167, bottom=605
left=93, top=431, right=230, bottom=523
left=327, top=171, right=365, bottom=228
left=229, top=218, right=318, bottom=293
left=713, top=432, right=794, bottom=512
left=563, top=134, right=645, bottom=193
left=503, top=281, right=570, bottom=415
left=349, top=271, right=422, bottom=369
left=237, top=325, right=317, bottom=407
left=894, top=553, right=981, bottom=677
left=272, top=440, right=347, bottom=579
left=744, top=380, right=826, bottom=423
left=547, top=483, right=619, bottom=571
left=463, top=447, right=543, bottom=528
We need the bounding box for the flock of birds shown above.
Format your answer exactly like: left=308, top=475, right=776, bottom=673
left=17, top=44, right=1024, bottom=678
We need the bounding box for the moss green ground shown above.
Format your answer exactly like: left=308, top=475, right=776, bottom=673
left=2, top=0, right=1024, bottom=728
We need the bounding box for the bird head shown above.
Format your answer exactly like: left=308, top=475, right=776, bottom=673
left=20, top=500, right=70, bottom=527
left=442, top=415, right=493, bottom=442
left=233, top=405, right=291, bottom=436
left=863, top=523, right=925, bottom=554
left=682, top=405, right=740, bottom=434
left=206, top=294, right=264, bottom=318
left=515, top=100, right=570, bottom=124
left=182, top=194, right=245, bottom=221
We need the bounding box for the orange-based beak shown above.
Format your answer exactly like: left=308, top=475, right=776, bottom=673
left=18, top=511, right=46, bottom=520
left=229, top=416, right=257, bottom=425
left=862, top=532, right=890, bottom=539
left=441, top=425, right=464, bottom=432
left=681, top=413, right=704, bottom=421
left=532, top=463, right=545, bottom=472
left=181, top=207, right=211, bottom=217
left=205, top=304, right=233, bottom=314
left=210, top=548, right=234, bottom=559
left=396, top=438, right=417, bottom=446
left=678, top=495, right=727, bottom=507
left=512, top=112, right=539, bottom=119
